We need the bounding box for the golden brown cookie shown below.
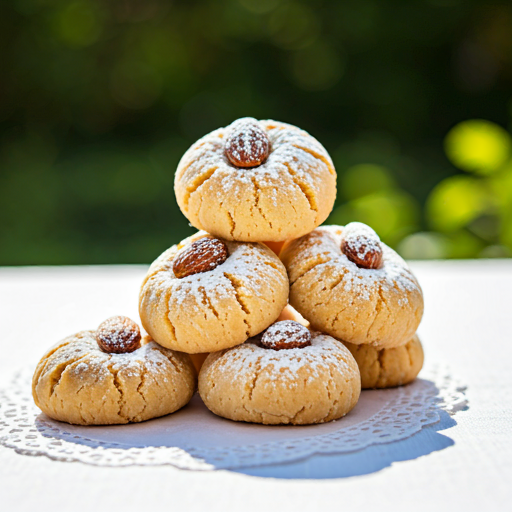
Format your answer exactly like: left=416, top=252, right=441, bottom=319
left=175, top=118, right=337, bottom=242
left=32, top=326, right=197, bottom=425
left=280, top=223, right=424, bottom=349
left=343, top=334, right=424, bottom=388
left=139, top=231, right=289, bottom=354
left=198, top=322, right=361, bottom=425
left=188, top=305, right=308, bottom=374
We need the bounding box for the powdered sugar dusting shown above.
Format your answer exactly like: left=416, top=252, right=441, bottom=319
left=96, top=316, right=141, bottom=354
left=260, top=320, right=311, bottom=350
left=288, top=225, right=421, bottom=303
left=37, top=332, right=188, bottom=384
left=173, top=237, right=228, bottom=278
left=176, top=118, right=334, bottom=210
left=224, top=117, right=270, bottom=168
left=341, top=222, right=382, bottom=262
left=215, top=333, right=354, bottom=384
left=141, top=231, right=287, bottom=320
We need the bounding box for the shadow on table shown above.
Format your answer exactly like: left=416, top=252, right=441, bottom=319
left=34, top=376, right=467, bottom=479
left=236, top=409, right=458, bottom=479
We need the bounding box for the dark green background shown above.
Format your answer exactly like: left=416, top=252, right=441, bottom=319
left=1, top=0, right=512, bottom=265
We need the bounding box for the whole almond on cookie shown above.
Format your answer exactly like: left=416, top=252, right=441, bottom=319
left=173, top=236, right=228, bottom=279
left=224, top=118, right=270, bottom=168
left=341, top=222, right=383, bottom=270
left=260, top=320, right=312, bottom=350
left=96, top=316, right=141, bottom=354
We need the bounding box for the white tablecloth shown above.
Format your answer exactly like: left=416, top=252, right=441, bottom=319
left=0, top=261, right=510, bottom=511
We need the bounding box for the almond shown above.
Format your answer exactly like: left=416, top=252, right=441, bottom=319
left=260, top=320, right=312, bottom=350
left=173, top=236, right=228, bottom=279
left=224, top=118, right=270, bottom=168
left=96, top=316, right=141, bottom=354
left=340, top=222, right=383, bottom=270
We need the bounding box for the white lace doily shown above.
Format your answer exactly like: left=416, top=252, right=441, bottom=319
left=0, top=364, right=467, bottom=470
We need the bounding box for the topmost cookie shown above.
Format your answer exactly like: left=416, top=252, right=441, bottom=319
left=175, top=118, right=337, bottom=242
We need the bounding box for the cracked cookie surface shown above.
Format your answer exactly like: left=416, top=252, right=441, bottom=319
left=198, top=332, right=361, bottom=425
left=342, top=334, right=424, bottom=389
left=139, top=231, right=289, bottom=354
left=32, top=332, right=197, bottom=425
left=174, top=118, right=337, bottom=242
left=280, top=225, right=424, bottom=349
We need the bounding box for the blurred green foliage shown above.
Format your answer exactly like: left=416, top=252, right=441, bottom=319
left=1, top=0, right=512, bottom=264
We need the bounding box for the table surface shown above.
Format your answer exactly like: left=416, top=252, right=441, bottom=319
left=0, top=261, right=511, bottom=512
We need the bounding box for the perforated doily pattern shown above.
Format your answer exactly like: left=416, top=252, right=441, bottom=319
left=0, top=365, right=467, bottom=470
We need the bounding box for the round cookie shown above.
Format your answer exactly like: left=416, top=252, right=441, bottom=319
left=32, top=330, right=197, bottom=425
left=175, top=117, right=337, bottom=242
left=280, top=223, right=424, bottom=349
left=187, top=305, right=308, bottom=374
left=139, top=231, right=289, bottom=354
left=343, top=334, right=424, bottom=389
left=198, top=323, right=361, bottom=425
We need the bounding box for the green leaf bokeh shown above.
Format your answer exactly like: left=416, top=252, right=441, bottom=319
left=1, top=0, right=512, bottom=264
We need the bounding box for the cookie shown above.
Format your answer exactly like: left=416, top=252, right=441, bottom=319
left=175, top=118, right=337, bottom=242
left=343, top=334, right=424, bottom=389
left=32, top=318, right=197, bottom=425
left=198, top=321, right=361, bottom=425
left=280, top=223, right=424, bottom=349
left=139, top=231, right=289, bottom=354
left=187, top=305, right=308, bottom=374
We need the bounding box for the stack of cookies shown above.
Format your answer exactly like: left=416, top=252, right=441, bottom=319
left=32, top=118, right=424, bottom=427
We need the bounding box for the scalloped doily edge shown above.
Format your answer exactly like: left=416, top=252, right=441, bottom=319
left=0, top=364, right=468, bottom=470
